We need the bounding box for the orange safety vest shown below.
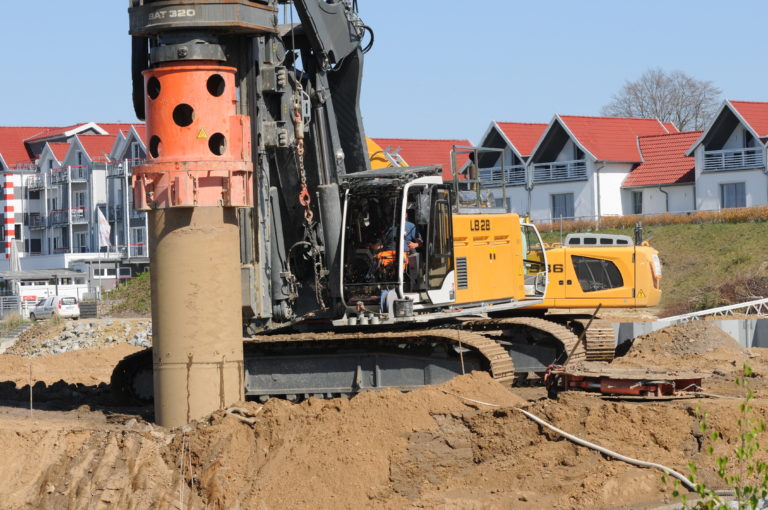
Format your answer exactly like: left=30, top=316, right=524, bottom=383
left=376, top=250, right=407, bottom=268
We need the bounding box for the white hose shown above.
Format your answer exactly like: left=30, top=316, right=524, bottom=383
left=443, top=390, right=734, bottom=496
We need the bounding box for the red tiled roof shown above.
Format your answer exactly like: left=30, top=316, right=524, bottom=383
left=662, top=122, right=679, bottom=133
left=48, top=142, right=70, bottom=162
left=371, top=138, right=471, bottom=181
left=729, top=101, right=768, bottom=137
left=494, top=122, right=547, bottom=156
left=99, top=123, right=144, bottom=136
left=23, top=124, right=86, bottom=142
left=622, top=131, right=702, bottom=188
left=0, top=126, right=60, bottom=167
left=77, top=135, right=118, bottom=162
left=559, top=116, right=671, bottom=162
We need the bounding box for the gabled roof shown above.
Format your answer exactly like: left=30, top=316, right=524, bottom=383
left=0, top=126, right=60, bottom=168
left=556, top=115, right=672, bottom=162
left=75, top=135, right=118, bottom=163
left=370, top=137, right=471, bottom=181
left=48, top=142, right=70, bottom=162
left=623, top=131, right=701, bottom=188
left=493, top=122, right=548, bottom=157
left=728, top=101, right=768, bottom=138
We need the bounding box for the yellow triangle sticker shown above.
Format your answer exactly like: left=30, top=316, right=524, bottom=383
left=196, top=128, right=208, bottom=139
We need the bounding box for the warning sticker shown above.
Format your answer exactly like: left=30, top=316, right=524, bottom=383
left=197, top=128, right=208, bottom=139
left=637, top=289, right=645, bottom=298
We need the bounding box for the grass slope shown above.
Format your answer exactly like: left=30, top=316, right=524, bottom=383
left=545, top=222, right=768, bottom=315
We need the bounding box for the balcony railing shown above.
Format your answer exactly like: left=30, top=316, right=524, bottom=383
left=70, top=165, right=87, bottom=182
left=50, top=166, right=88, bottom=183
left=25, top=175, right=45, bottom=190
left=49, top=207, right=88, bottom=225
left=50, top=168, right=68, bottom=184
left=533, top=160, right=587, bottom=183
left=703, top=148, right=764, bottom=172
left=478, top=165, right=526, bottom=186
left=108, top=158, right=144, bottom=178
left=29, top=214, right=46, bottom=229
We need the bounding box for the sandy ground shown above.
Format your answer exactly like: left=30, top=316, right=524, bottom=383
left=0, top=318, right=766, bottom=509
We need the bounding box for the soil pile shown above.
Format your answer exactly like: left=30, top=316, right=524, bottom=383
left=1, top=320, right=768, bottom=509
left=615, top=321, right=751, bottom=371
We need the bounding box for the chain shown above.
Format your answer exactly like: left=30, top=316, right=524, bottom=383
left=293, top=86, right=326, bottom=310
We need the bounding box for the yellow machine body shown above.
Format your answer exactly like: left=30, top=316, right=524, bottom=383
left=451, top=212, right=526, bottom=305
left=530, top=243, right=662, bottom=309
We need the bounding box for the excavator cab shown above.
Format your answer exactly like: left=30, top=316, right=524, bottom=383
left=340, top=169, right=454, bottom=316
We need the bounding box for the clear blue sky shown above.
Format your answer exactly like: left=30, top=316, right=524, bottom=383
left=3, top=1, right=768, bottom=143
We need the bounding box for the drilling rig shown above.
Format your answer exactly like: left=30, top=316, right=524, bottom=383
left=120, top=0, right=638, bottom=426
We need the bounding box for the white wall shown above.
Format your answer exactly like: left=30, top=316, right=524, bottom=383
left=622, top=185, right=695, bottom=215
left=695, top=168, right=768, bottom=211
left=596, top=163, right=631, bottom=216
left=528, top=179, right=592, bottom=223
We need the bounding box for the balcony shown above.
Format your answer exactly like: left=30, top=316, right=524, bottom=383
left=478, top=165, right=526, bottom=186
left=49, top=166, right=88, bottom=183
left=25, top=175, right=45, bottom=191
left=49, top=207, right=88, bottom=226
left=532, top=160, right=587, bottom=183
left=108, top=158, right=144, bottom=178
left=70, top=166, right=87, bottom=182
left=703, top=148, right=764, bottom=172
left=28, top=214, right=46, bottom=229
left=50, top=168, right=68, bottom=184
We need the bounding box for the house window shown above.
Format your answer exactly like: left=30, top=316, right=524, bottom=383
left=75, top=232, right=88, bottom=253
left=74, top=191, right=86, bottom=208
left=720, top=182, right=746, bottom=209
left=551, top=193, right=574, bottom=220
left=632, top=191, right=643, bottom=215
left=14, top=224, right=21, bottom=239
left=131, top=142, right=142, bottom=159
left=76, top=152, right=83, bottom=166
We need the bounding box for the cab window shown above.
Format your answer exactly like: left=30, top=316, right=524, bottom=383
left=571, top=255, right=623, bottom=292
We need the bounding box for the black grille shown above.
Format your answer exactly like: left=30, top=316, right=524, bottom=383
left=456, top=257, right=468, bottom=289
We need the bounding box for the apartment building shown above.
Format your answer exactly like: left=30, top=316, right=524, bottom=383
left=0, top=122, right=145, bottom=280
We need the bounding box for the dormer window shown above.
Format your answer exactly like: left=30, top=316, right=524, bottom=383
left=76, top=152, right=83, bottom=166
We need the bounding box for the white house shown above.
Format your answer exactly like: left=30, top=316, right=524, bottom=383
left=524, top=115, right=676, bottom=222
left=688, top=100, right=768, bottom=211
left=621, top=131, right=700, bottom=214
left=473, top=121, right=547, bottom=213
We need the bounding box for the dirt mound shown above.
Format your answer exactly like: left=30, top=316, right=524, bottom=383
left=8, top=318, right=151, bottom=357
left=615, top=321, right=750, bottom=371
left=3, top=377, right=767, bottom=510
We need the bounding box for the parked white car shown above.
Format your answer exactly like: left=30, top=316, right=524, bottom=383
left=29, top=296, right=80, bottom=320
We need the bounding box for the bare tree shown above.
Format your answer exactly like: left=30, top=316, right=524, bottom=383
left=601, top=68, right=722, bottom=131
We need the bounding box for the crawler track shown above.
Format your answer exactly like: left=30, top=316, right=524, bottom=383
left=463, top=316, right=584, bottom=363
left=111, top=316, right=608, bottom=403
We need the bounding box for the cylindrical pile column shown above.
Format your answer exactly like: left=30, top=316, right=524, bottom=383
left=133, top=62, right=252, bottom=427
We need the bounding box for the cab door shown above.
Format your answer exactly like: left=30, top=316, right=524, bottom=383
left=425, top=187, right=454, bottom=304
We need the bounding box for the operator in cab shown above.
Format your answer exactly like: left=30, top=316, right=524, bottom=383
left=375, top=205, right=422, bottom=267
